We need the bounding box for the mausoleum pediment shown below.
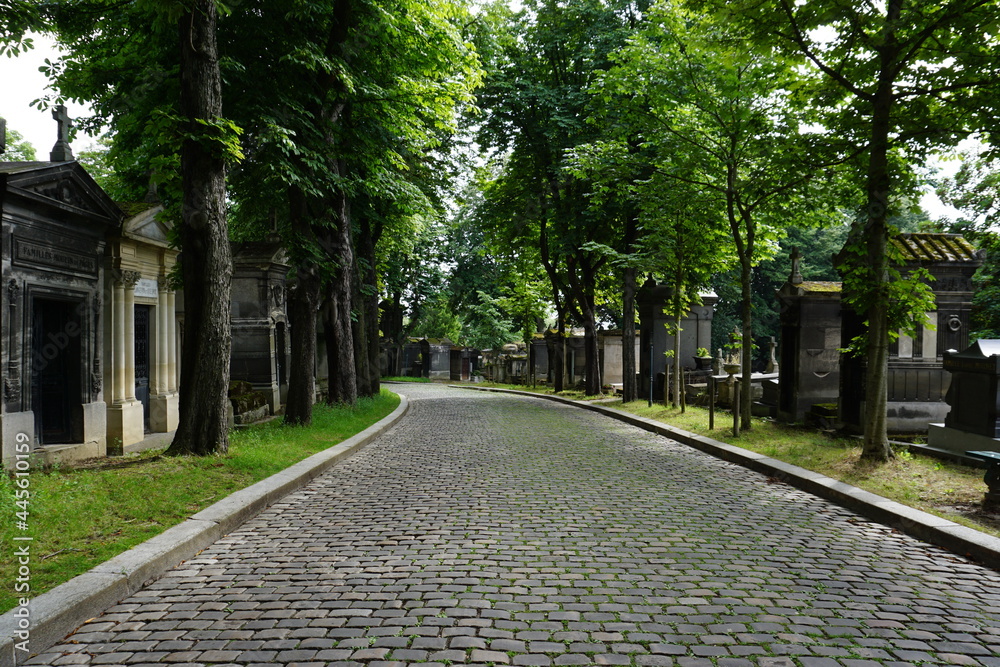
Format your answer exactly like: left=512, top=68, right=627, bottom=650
left=123, top=204, right=172, bottom=246
left=0, top=161, right=123, bottom=228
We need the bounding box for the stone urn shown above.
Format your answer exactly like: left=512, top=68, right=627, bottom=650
left=693, top=356, right=713, bottom=371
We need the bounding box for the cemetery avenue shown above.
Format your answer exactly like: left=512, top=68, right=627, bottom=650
left=24, top=384, right=1000, bottom=667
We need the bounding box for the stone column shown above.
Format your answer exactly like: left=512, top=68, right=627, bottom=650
left=122, top=271, right=140, bottom=402
left=156, top=287, right=169, bottom=395
left=108, top=270, right=144, bottom=448
left=921, top=313, right=937, bottom=359
left=113, top=280, right=126, bottom=403
left=166, top=291, right=177, bottom=392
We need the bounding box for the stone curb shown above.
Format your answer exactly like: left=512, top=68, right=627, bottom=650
left=0, top=396, right=409, bottom=667
left=459, top=385, right=1000, bottom=571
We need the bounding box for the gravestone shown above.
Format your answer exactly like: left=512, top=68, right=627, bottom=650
left=777, top=235, right=982, bottom=433
left=426, top=338, right=453, bottom=379
left=927, top=340, right=1000, bottom=455
left=450, top=346, right=478, bottom=381
left=598, top=330, right=639, bottom=387
left=104, top=204, right=182, bottom=445
left=944, top=340, right=1000, bottom=436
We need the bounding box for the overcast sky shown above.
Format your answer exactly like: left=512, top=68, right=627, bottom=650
left=0, top=31, right=962, bottom=221
left=1, top=32, right=97, bottom=158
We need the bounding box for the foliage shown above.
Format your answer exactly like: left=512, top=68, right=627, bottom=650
left=591, top=0, right=843, bottom=423
left=0, top=0, right=43, bottom=56
left=74, top=135, right=120, bottom=194
left=705, top=0, right=1000, bottom=459
left=0, top=125, right=36, bottom=161
left=409, top=292, right=464, bottom=344
left=472, top=0, right=650, bottom=394
left=936, top=150, right=1000, bottom=339
left=43, top=2, right=185, bottom=208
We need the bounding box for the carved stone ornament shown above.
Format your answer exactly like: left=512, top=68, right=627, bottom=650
left=4, top=374, right=20, bottom=403
left=7, top=278, right=19, bottom=302
left=120, top=270, right=142, bottom=287
left=91, top=355, right=102, bottom=396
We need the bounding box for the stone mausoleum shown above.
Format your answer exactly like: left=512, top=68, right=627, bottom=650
left=1, top=111, right=294, bottom=468
left=230, top=240, right=290, bottom=412
left=776, top=234, right=982, bottom=433
left=637, top=278, right=716, bottom=400
left=1, top=160, right=121, bottom=464
left=104, top=204, right=181, bottom=448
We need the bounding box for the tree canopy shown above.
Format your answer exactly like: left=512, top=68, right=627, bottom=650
left=5, top=0, right=998, bottom=455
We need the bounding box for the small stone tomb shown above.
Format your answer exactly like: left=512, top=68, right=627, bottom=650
left=928, top=339, right=1000, bottom=454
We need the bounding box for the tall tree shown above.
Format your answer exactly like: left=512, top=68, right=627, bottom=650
left=593, top=1, right=842, bottom=429
left=0, top=1, right=43, bottom=56
left=223, top=0, right=479, bottom=416
left=715, top=0, right=1000, bottom=457
left=167, top=0, right=235, bottom=455
left=475, top=0, right=648, bottom=395
left=43, top=0, right=236, bottom=454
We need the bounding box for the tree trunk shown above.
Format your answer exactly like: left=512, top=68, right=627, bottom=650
left=621, top=266, right=638, bottom=403
left=358, top=216, right=382, bottom=397
left=167, top=0, right=231, bottom=456
left=726, top=153, right=755, bottom=434
left=325, top=285, right=356, bottom=405
left=672, top=312, right=682, bottom=409
left=285, top=267, right=320, bottom=425
left=324, top=188, right=357, bottom=406
left=581, top=305, right=601, bottom=396
left=740, top=254, right=754, bottom=432
left=351, top=255, right=372, bottom=399
left=553, top=314, right=565, bottom=393
left=860, top=28, right=899, bottom=461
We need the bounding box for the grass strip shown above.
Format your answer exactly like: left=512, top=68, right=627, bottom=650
left=0, top=389, right=400, bottom=613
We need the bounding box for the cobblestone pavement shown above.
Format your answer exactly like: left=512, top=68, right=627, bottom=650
left=30, top=384, right=1000, bottom=666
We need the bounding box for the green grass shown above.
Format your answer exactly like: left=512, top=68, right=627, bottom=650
left=0, top=390, right=400, bottom=613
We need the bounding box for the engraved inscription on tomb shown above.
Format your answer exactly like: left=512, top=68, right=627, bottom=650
left=14, top=238, right=98, bottom=275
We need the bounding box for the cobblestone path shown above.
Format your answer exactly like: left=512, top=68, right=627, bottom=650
left=31, top=384, right=1000, bottom=666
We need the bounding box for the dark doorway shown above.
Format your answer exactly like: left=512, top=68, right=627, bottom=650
left=135, top=305, right=151, bottom=430
left=31, top=299, right=82, bottom=445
